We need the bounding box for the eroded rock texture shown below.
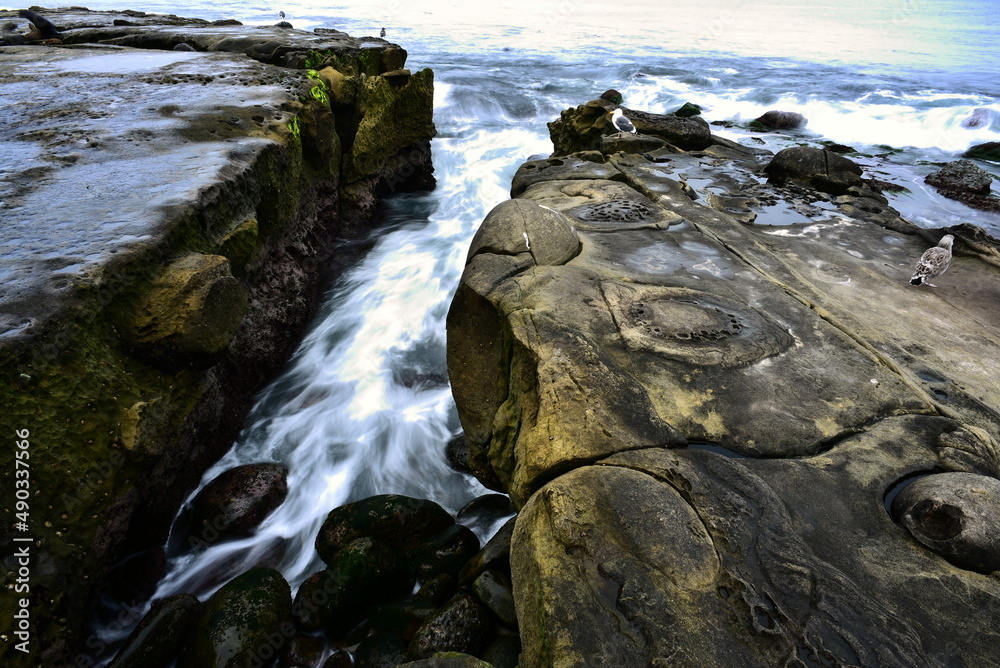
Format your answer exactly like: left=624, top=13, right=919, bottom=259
left=447, top=99, right=1000, bottom=666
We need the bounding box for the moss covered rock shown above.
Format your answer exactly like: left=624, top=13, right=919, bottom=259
left=123, top=253, right=248, bottom=370
left=294, top=537, right=416, bottom=638
left=180, top=568, right=293, bottom=668
left=108, top=594, right=201, bottom=668
left=406, top=595, right=494, bottom=661
left=315, top=494, right=455, bottom=563
left=345, top=68, right=437, bottom=182
left=408, top=525, right=481, bottom=582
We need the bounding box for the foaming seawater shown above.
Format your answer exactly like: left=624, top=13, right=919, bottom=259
left=135, top=118, right=552, bottom=612
left=76, top=0, right=1000, bottom=660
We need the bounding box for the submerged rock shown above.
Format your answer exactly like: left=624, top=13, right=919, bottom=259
left=753, top=109, right=807, bottom=130
left=180, top=568, right=293, bottom=668
left=108, top=594, right=201, bottom=668
left=186, top=463, right=288, bottom=547
left=964, top=141, right=1000, bottom=162
left=925, top=159, right=999, bottom=212
left=673, top=101, right=703, bottom=117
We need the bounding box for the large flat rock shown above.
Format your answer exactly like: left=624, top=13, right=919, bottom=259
left=0, top=44, right=301, bottom=334
left=447, top=118, right=1000, bottom=665
left=0, top=10, right=434, bottom=666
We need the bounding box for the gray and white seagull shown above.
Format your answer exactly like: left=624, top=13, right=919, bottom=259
left=910, top=234, right=954, bottom=287
left=610, top=108, right=636, bottom=138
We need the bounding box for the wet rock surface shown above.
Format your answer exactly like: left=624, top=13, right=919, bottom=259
left=179, top=567, right=293, bottom=668
left=108, top=594, right=201, bottom=668
left=0, top=8, right=435, bottom=666
left=186, top=462, right=288, bottom=545
left=447, top=98, right=1000, bottom=665
left=925, top=158, right=1000, bottom=212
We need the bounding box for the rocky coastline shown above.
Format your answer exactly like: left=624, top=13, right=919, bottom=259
left=0, top=8, right=434, bottom=666
left=4, top=6, right=1000, bottom=666
left=448, top=97, right=1000, bottom=665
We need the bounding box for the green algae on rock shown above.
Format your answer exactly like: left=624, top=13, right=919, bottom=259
left=0, top=8, right=436, bottom=667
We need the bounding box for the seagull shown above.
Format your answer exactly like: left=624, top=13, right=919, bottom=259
left=610, top=108, right=636, bottom=138
left=910, top=234, right=954, bottom=287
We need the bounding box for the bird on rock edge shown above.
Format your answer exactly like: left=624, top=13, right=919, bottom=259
left=910, top=234, right=954, bottom=287
left=610, top=108, right=636, bottom=138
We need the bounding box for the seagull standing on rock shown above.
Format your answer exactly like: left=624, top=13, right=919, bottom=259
left=910, top=234, right=954, bottom=287
left=610, top=108, right=636, bottom=138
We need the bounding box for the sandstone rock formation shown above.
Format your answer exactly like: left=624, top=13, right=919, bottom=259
left=0, top=9, right=435, bottom=665
left=448, top=99, right=1000, bottom=666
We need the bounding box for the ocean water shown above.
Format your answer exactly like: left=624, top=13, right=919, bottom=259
left=29, top=0, right=998, bottom=661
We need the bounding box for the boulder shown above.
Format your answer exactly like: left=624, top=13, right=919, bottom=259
left=369, top=600, right=439, bottom=641
left=455, top=494, right=516, bottom=537
left=415, top=573, right=458, bottom=607
left=279, top=632, right=326, bottom=668
left=108, top=594, right=201, bottom=668
left=123, top=253, right=248, bottom=370
left=673, top=102, right=703, bottom=117
left=406, top=595, right=494, bottom=660
left=753, top=109, right=806, bottom=130
left=179, top=568, right=293, bottom=668
left=964, top=141, right=1000, bottom=162
left=322, top=649, right=354, bottom=668
left=547, top=99, right=618, bottom=156
left=763, top=146, right=864, bottom=194
left=186, top=463, right=288, bottom=547
left=409, top=525, right=482, bottom=581
left=892, top=472, right=1000, bottom=573
left=355, top=631, right=409, bottom=668
left=599, top=89, right=623, bottom=104
left=925, top=159, right=999, bottom=212
left=925, top=159, right=994, bottom=196
left=480, top=637, right=521, bottom=668
left=293, top=537, right=415, bottom=637
left=458, top=517, right=516, bottom=586
left=547, top=100, right=712, bottom=156
left=315, top=494, right=455, bottom=563
left=399, top=654, right=495, bottom=668
left=623, top=107, right=713, bottom=151
left=472, top=569, right=517, bottom=627
left=445, top=434, right=474, bottom=475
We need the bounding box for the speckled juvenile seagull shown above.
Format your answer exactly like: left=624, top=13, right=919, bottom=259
left=610, top=108, right=636, bottom=138
left=910, top=234, right=954, bottom=287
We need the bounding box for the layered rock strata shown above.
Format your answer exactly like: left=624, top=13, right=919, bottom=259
left=0, top=9, right=434, bottom=666
left=448, top=102, right=1000, bottom=666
